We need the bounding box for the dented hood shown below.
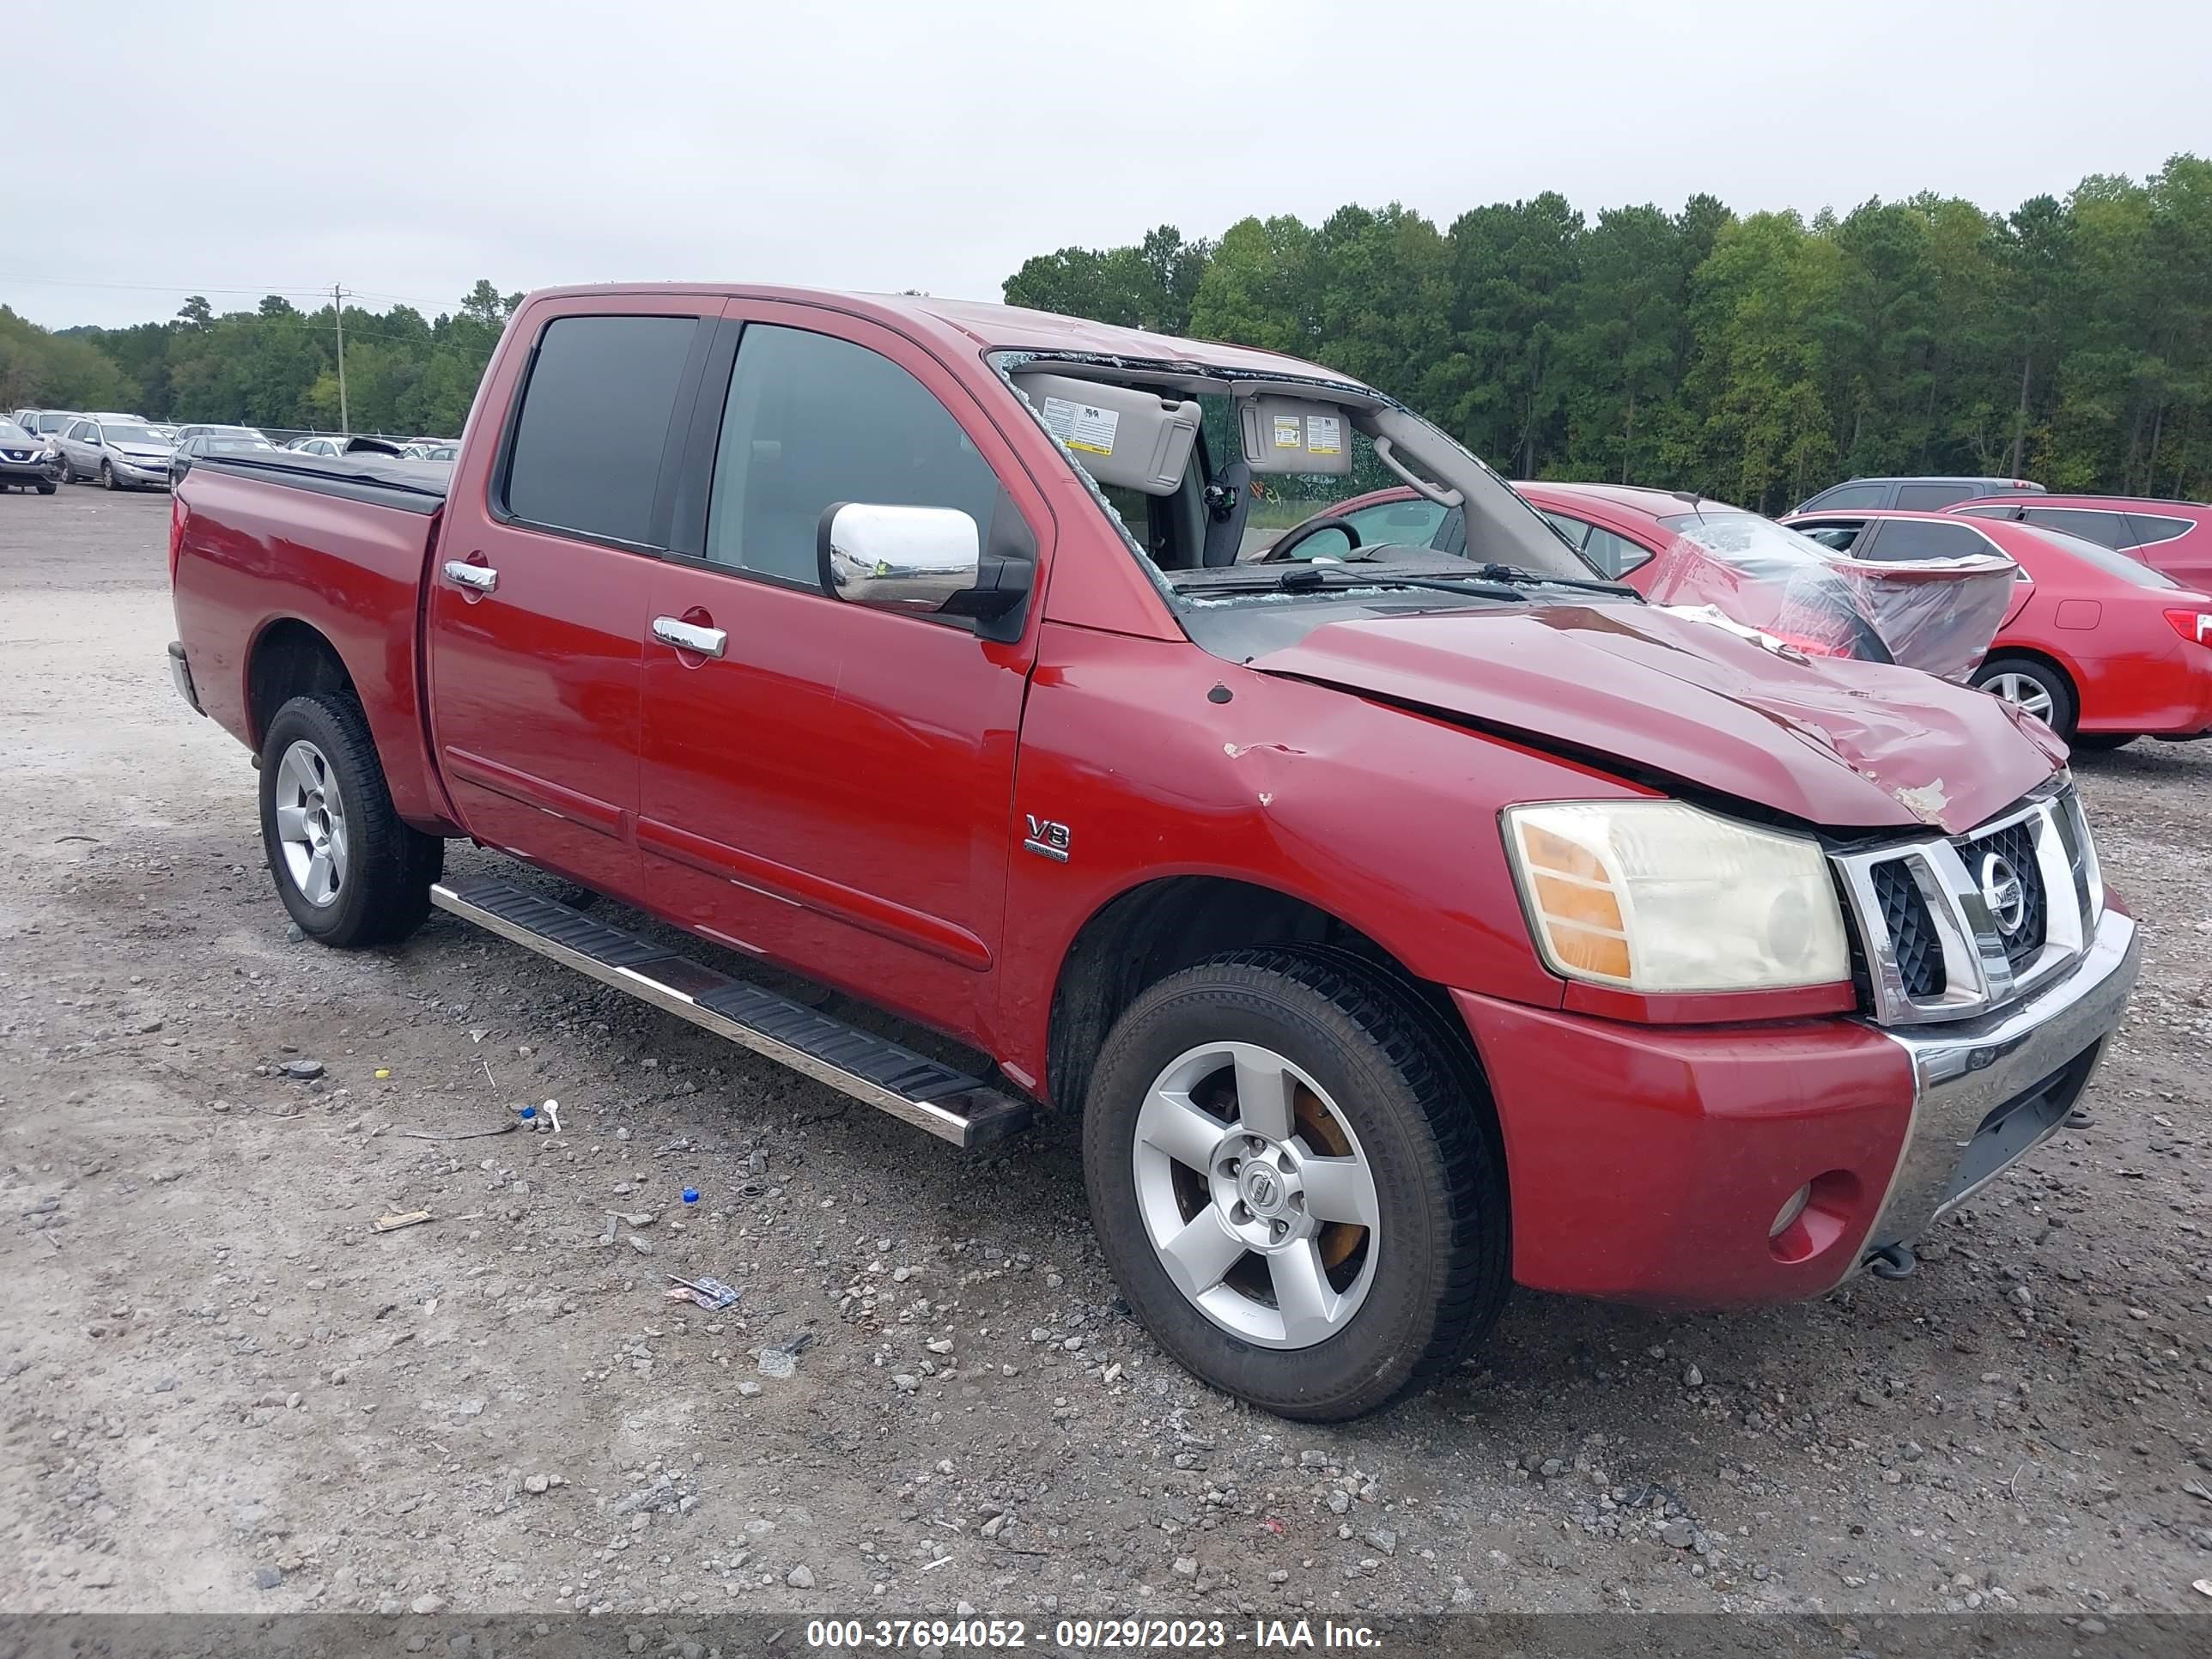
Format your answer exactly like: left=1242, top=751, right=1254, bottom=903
left=1254, top=603, right=2065, bottom=835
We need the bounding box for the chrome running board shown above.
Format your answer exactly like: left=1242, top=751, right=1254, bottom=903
left=429, top=875, right=1031, bottom=1149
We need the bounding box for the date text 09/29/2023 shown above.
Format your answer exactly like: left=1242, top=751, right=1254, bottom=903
left=802, top=1617, right=1383, bottom=1650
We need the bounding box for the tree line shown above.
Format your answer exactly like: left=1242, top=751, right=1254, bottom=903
left=5, top=155, right=2206, bottom=501
left=0, top=280, right=522, bottom=438
left=1004, top=155, right=2212, bottom=510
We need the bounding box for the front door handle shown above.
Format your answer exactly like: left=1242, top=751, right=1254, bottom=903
left=653, top=616, right=727, bottom=659
left=442, top=559, right=498, bottom=593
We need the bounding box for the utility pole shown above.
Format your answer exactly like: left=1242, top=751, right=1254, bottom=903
left=331, top=283, right=350, bottom=435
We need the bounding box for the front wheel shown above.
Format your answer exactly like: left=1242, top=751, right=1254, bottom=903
left=1082, top=950, right=1509, bottom=1420
left=100, top=459, right=118, bottom=491
left=36, top=478, right=57, bottom=495
left=258, top=691, right=443, bottom=947
left=1973, top=654, right=2076, bottom=739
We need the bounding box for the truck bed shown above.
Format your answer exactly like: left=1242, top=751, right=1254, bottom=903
left=191, top=451, right=453, bottom=514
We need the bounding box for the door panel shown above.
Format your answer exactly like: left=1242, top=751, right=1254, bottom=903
left=635, top=306, right=1048, bottom=1045
left=423, top=301, right=709, bottom=901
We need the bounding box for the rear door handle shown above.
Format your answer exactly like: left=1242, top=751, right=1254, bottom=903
left=442, top=559, right=498, bottom=593
left=653, top=616, right=727, bottom=659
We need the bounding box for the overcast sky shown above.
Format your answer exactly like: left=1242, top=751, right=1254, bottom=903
left=9, top=0, right=2207, bottom=331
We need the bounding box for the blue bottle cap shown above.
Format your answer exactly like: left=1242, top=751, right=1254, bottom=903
left=682, top=1188, right=699, bottom=1205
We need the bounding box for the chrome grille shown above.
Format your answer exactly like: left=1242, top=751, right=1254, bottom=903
left=1869, top=861, right=1945, bottom=999
left=1964, top=817, right=2046, bottom=973
left=1832, top=778, right=2099, bottom=1026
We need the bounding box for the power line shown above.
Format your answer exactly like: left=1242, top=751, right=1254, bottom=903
left=0, top=272, right=456, bottom=309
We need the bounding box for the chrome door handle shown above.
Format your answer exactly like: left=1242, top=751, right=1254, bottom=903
left=442, top=560, right=498, bottom=593
left=653, top=617, right=727, bottom=659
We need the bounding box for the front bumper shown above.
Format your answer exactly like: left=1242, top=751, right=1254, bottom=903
left=0, top=453, right=56, bottom=481
left=114, top=459, right=172, bottom=488
left=1453, top=904, right=2139, bottom=1309
left=1863, top=904, right=2138, bottom=1248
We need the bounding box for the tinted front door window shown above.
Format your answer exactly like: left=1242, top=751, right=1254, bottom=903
left=704, top=324, right=1002, bottom=584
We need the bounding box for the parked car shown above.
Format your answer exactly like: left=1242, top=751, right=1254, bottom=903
left=1948, top=494, right=2212, bottom=593
left=0, top=417, right=61, bottom=493
left=285, top=433, right=406, bottom=459
left=170, top=431, right=278, bottom=482
left=399, top=439, right=459, bottom=462
left=168, top=284, right=2136, bottom=1419
left=54, top=415, right=175, bottom=489
left=1795, top=475, right=2045, bottom=514
left=169, top=422, right=272, bottom=447
left=1780, top=508, right=2212, bottom=749
left=1273, top=482, right=2015, bottom=681
left=12, top=409, right=82, bottom=447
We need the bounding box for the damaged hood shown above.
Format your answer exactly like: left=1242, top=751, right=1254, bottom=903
left=1254, top=603, right=2065, bottom=835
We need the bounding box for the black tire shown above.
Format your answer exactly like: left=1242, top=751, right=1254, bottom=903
left=100, top=459, right=118, bottom=491
left=2069, top=731, right=2136, bottom=752
left=36, top=480, right=57, bottom=495
left=53, top=457, right=72, bottom=483
left=1081, top=948, right=1508, bottom=1420
left=1972, top=654, right=2076, bottom=739
left=258, top=691, right=443, bottom=948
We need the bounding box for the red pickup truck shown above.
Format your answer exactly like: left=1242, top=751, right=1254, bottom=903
left=168, top=285, right=2141, bottom=1420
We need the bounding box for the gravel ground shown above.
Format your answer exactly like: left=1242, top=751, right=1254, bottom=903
left=3, top=489, right=2210, bottom=1623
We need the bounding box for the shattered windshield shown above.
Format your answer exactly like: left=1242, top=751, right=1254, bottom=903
left=1000, top=358, right=1611, bottom=615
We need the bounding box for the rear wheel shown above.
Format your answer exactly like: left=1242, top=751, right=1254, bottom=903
left=258, top=691, right=443, bottom=947
left=1973, top=655, right=2076, bottom=738
left=1081, top=949, right=1508, bottom=1420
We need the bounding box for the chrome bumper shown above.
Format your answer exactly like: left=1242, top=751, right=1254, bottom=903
left=1863, top=905, right=2139, bottom=1250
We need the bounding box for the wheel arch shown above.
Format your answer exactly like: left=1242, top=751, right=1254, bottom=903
left=246, top=617, right=356, bottom=750
left=1978, top=643, right=2082, bottom=720
left=1044, top=874, right=1495, bottom=1129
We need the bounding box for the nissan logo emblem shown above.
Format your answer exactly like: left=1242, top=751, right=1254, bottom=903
left=1979, top=853, right=2027, bottom=934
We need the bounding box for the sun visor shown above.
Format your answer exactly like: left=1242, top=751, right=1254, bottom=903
left=1012, top=372, right=1200, bottom=495
left=1239, top=395, right=1353, bottom=476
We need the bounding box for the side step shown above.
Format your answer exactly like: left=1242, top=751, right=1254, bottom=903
left=429, top=876, right=1032, bottom=1148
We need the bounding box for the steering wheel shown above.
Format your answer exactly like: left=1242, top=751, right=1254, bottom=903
left=1261, top=515, right=1364, bottom=562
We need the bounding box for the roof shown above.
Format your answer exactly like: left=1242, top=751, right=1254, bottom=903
left=1516, top=480, right=1729, bottom=519
left=520, top=283, right=1369, bottom=387
left=1958, top=492, right=2208, bottom=512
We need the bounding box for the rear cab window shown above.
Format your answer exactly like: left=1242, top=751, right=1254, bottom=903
left=501, top=313, right=702, bottom=548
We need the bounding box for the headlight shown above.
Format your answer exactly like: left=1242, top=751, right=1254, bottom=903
left=1503, top=800, right=1849, bottom=994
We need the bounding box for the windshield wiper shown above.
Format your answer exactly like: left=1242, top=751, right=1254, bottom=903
left=1469, top=562, right=1643, bottom=599
left=1176, top=566, right=1528, bottom=603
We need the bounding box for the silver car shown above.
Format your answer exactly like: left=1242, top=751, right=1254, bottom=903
left=55, top=415, right=177, bottom=490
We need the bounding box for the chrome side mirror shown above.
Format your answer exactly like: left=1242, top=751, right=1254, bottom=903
left=817, top=502, right=1031, bottom=635
left=818, top=502, right=980, bottom=614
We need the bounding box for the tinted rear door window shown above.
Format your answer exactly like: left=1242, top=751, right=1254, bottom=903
left=504, top=313, right=699, bottom=547
left=2124, top=512, right=2194, bottom=548
left=1893, top=482, right=1977, bottom=509
left=2021, top=507, right=2130, bottom=549
left=1856, top=520, right=1993, bottom=561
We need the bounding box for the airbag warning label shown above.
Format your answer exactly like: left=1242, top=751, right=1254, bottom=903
left=1042, top=397, right=1119, bottom=456
left=1305, top=415, right=1342, bottom=455
left=1273, top=415, right=1304, bottom=449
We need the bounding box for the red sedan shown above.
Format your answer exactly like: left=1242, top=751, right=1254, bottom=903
left=1946, top=494, right=2212, bottom=593
left=1280, top=482, right=2014, bottom=680
left=1781, top=507, right=2212, bottom=748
